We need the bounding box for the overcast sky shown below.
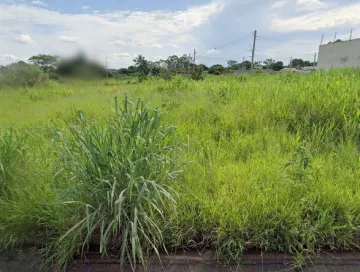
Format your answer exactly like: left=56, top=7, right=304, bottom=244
left=1, top=0, right=359, bottom=68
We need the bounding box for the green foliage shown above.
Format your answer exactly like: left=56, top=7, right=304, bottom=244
left=190, top=66, right=204, bottom=81
left=291, top=58, right=305, bottom=68
left=29, top=54, right=58, bottom=78
left=133, top=55, right=150, bottom=76
left=227, top=60, right=238, bottom=67
left=208, top=64, right=225, bottom=75
left=46, top=96, right=180, bottom=269
left=0, top=61, right=45, bottom=88
left=1, top=69, right=360, bottom=270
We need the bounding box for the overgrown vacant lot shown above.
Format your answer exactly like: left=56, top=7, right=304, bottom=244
left=1, top=70, right=360, bottom=269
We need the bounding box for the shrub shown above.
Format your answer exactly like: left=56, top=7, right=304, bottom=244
left=0, top=62, right=44, bottom=88
left=190, top=66, right=204, bottom=81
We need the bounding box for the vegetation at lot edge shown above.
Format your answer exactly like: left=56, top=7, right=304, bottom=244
left=0, top=69, right=360, bottom=270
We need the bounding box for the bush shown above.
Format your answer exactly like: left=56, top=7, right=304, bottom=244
left=190, top=66, right=204, bottom=81
left=0, top=62, right=44, bottom=88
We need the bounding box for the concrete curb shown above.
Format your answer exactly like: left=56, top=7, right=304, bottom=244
left=2, top=250, right=360, bottom=271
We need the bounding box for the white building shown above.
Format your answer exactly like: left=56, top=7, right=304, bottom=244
left=318, top=38, right=360, bottom=70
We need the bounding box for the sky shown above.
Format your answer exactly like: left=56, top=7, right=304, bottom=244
left=1, top=0, right=360, bottom=68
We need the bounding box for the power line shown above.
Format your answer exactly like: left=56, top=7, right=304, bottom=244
left=255, top=49, right=314, bottom=56
left=197, top=32, right=253, bottom=57
left=197, top=51, right=248, bottom=59
left=197, top=54, right=252, bottom=60
left=257, top=36, right=318, bottom=46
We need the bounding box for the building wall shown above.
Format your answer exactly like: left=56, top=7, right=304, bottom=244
left=318, top=38, right=360, bottom=70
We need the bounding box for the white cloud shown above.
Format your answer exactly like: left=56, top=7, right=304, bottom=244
left=296, top=0, right=330, bottom=12
left=0, top=53, right=19, bottom=62
left=114, top=52, right=131, bottom=58
left=58, top=36, right=77, bottom=43
left=207, top=48, right=218, bottom=53
left=31, top=0, right=47, bottom=7
left=271, top=0, right=288, bottom=9
left=0, top=1, right=224, bottom=67
left=14, top=34, right=36, bottom=44
left=113, top=39, right=163, bottom=48
left=81, top=5, right=90, bottom=10
left=271, top=2, right=360, bottom=31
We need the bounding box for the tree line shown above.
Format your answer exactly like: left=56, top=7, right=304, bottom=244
left=1, top=52, right=316, bottom=88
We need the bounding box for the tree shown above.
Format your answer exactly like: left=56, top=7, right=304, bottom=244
left=263, top=59, right=275, bottom=69
left=198, top=64, right=209, bottom=71
left=272, top=61, right=284, bottom=71
left=227, top=60, right=238, bottom=67
left=148, top=61, right=161, bottom=76
left=133, top=55, right=150, bottom=76
left=118, top=68, right=129, bottom=75
left=291, top=58, right=305, bottom=68
left=240, top=61, right=251, bottom=70
left=208, top=64, right=225, bottom=75
left=29, top=54, right=58, bottom=75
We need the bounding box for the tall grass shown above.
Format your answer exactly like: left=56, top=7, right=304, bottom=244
left=0, top=69, right=360, bottom=269
left=42, top=96, right=181, bottom=270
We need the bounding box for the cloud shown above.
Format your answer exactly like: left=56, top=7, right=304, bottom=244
left=113, top=39, right=163, bottom=48
left=114, top=52, right=131, bottom=58
left=0, top=53, right=19, bottom=62
left=271, top=2, right=360, bottom=31
left=31, top=0, right=47, bottom=7
left=81, top=5, right=90, bottom=10
left=296, top=0, right=330, bottom=12
left=14, top=34, right=36, bottom=44
left=271, top=0, right=288, bottom=9
left=207, top=48, right=218, bottom=53
left=58, top=36, right=77, bottom=43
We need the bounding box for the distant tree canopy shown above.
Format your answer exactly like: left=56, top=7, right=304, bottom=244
left=227, top=60, right=238, bottom=67
left=240, top=61, right=252, bottom=70
left=208, top=64, right=225, bottom=75
left=197, top=64, right=209, bottom=71
left=29, top=54, right=58, bottom=71
left=262, top=59, right=283, bottom=71
left=272, top=61, right=284, bottom=71
left=29, top=54, right=59, bottom=78
left=133, top=55, right=150, bottom=76
left=291, top=58, right=305, bottom=68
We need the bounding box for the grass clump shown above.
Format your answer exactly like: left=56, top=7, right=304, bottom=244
left=43, top=96, right=180, bottom=269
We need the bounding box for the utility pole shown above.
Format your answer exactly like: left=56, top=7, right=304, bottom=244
left=106, top=56, right=108, bottom=80
left=193, top=49, right=196, bottom=64
left=242, top=56, right=245, bottom=72
left=289, top=57, right=293, bottom=68
left=313, top=52, right=317, bottom=69
left=320, top=33, right=324, bottom=46
left=250, top=30, right=257, bottom=76
left=188, top=53, right=191, bottom=74
left=350, top=28, right=353, bottom=41
left=334, top=32, right=337, bottom=42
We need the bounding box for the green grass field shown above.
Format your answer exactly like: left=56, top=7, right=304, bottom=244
left=1, top=70, right=360, bottom=269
